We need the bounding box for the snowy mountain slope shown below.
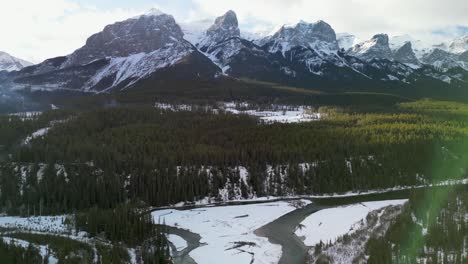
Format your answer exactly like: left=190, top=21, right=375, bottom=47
left=448, top=36, right=468, bottom=54
left=5, top=9, right=220, bottom=92
left=349, top=34, right=393, bottom=61
left=193, top=10, right=289, bottom=80
left=84, top=42, right=195, bottom=91
left=2, top=8, right=468, bottom=94
left=390, top=35, right=433, bottom=59
left=393, top=42, right=420, bottom=66
left=63, top=8, right=186, bottom=67
left=422, top=48, right=468, bottom=71
left=0, top=51, right=33, bottom=72
left=198, top=10, right=241, bottom=52
left=259, top=20, right=369, bottom=79
left=337, top=33, right=360, bottom=51
left=264, top=20, right=339, bottom=57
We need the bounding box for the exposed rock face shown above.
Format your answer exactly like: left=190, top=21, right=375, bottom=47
left=393, top=42, right=420, bottom=66
left=198, top=10, right=240, bottom=52
left=459, top=50, right=468, bottom=63
left=5, top=9, right=220, bottom=92
left=349, top=34, right=393, bottom=61
left=0, top=51, right=33, bottom=72
left=3, top=9, right=468, bottom=93
left=422, top=48, right=466, bottom=71
left=264, top=20, right=339, bottom=56
left=63, top=10, right=185, bottom=67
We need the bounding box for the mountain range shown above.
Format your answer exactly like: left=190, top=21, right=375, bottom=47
left=0, top=51, right=33, bottom=72
left=1, top=9, right=468, bottom=94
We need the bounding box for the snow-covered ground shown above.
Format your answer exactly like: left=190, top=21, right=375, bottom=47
left=2, top=237, right=58, bottom=263
left=23, top=127, right=50, bottom=144
left=154, top=101, right=324, bottom=124
left=8, top=111, right=42, bottom=121
left=223, top=104, right=322, bottom=124
left=0, top=215, right=69, bottom=234
left=167, top=234, right=187, bottom=251
left=295, top=199, right=408, bottom=246
left=153, top=200, right=310, bottom=264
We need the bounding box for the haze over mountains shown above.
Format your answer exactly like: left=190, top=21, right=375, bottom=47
left=1, top=9, right=468, bottom=93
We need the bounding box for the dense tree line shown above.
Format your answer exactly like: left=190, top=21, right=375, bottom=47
left=0, top=239, right=44, bottom=264
left=75, top=204, right=171, bottom=263
left=1, top=99, right=468, bottom=214
left=75, top=204, right=156, bottom=246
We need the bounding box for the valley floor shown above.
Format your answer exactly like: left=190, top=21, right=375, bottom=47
left=0, top=196, right=405, bottom=264
left=152, top=197, right=409, bottom=264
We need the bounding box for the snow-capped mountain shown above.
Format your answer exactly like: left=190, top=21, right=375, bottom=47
left=448, top=36, right=468, bottom=54
left=393, top=42, right=420, bottom=66
left=192, top=10, right=286, bottom=79
left=349, top=34, right=393, bottom=61
left=388, top=35, right=468, bottom=71
left=257, top=20, right=360, bottom=78
left=337, top=33, right=360, bottom=51
left=263, top=20, right=339, bottom=57
left=0, top=51, right=33, bottom=72
left=63, top=8, right=186, bottom=68
left=422, top=48, right=468, bottom=71
left=6, top=9, right=220, bottom=92
left=390, top=35, right=433, bottom=59
left=2, top=9, right=468, bottom=94
left=198, top=10, right=240, bottom=52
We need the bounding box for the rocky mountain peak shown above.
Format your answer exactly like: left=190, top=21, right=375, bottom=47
left=349, top=34, right=393, bottom=61
left=265, top=20, right=339, bottom=56
left=63, top=10, right=185, bottom=67
left=198, top=10, right=241, bottom=51
left=0, top=51, right=33, bottom=72
left=212, top=10, right=239, bottom=33
left=449, top=36, right=468, bottom=54
left=421, top=48, right=464, bottom=71
left=393, top=41, right=420, bottom=66
left=373, top=34, right=390, bottom=46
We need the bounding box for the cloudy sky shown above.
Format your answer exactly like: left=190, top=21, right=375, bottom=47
left=1, top=0, right=467, bottom=63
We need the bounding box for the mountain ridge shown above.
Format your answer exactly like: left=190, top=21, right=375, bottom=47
left=1, top=9, right=468, bottom=94
left=0, top=51, right=33, bottom=72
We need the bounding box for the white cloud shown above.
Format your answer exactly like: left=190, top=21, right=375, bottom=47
left=192, top=0, right=468, bottom=43
left=1, top=0, right=467, bottom=62
left=0, top=0, right=144, bottom=63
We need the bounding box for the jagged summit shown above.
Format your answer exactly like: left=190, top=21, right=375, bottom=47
left=198, top=10, right=241, bottom=52
left=0, top=51, right=33, bottom=72
left=212, top=10, right=239, bottom=32
left=264, top=20, right=339, bottom=56
left=449, top=36, right=468, bottom=54
left=63, top=10, right=185, bottom=67
left=422, top=48, right=468, bottom=71
left=4, top=8, right=468, bottom=92
left=349, top=34, right=393, bottom=61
